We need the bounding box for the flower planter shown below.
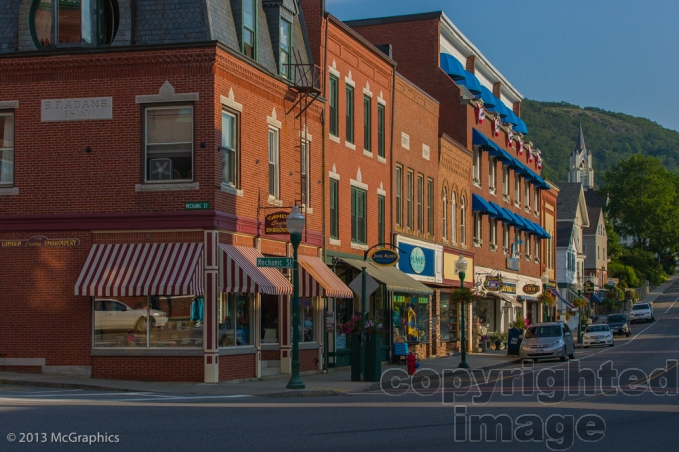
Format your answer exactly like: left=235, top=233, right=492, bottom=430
left=364, top=334, right=383, bottom=382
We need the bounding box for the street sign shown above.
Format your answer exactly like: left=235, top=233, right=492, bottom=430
left=256, top=257, right=293, bottom=268
left=185, top=202, right=210, bottom=210
left=349, top=272, right=379, bottom=298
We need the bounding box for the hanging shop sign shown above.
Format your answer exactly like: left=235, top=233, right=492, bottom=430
left=1, top=235, right=80, bottom=248
left=502, top=283, right=517, bottom=294
left=264, top=211, right=289, bottom=235
left=369, top=248, right=399, bottom=267
left=484, top=276, right=503, bottom=292
left=584, top=280, right=595, bottom=294
left=506, top=257, right=520, bottom=271
left=523, top=284, right=540, bottom=295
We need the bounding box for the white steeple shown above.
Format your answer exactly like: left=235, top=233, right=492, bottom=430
left=568, top=124, right=594, bottom=190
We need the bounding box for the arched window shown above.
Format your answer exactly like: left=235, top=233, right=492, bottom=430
left=460, top=195, right=466, bottom=245
left=442, top=188, right=447, bottom=240
left=451, top=192, right=457, bottom=243
left=31, top=0, right=119, bottom=49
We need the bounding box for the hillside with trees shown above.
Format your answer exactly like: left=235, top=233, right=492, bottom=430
left=521, top=100, right=679, bottom=184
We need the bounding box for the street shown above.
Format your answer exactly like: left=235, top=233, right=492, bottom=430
left=1, top=279, right=678, bottom=451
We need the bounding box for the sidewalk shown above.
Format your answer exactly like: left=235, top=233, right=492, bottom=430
left=641, top=268, right=679, bottom=304
left=0, top=350, right=520, bottom=398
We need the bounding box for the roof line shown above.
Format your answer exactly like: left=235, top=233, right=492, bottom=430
left=326, top=14, right=397, bottom=67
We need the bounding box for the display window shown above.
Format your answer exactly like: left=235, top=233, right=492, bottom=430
left=261, top=294, right=279, bottom=344
left=218, top=293, right=253, bottom=347
left=393, top=295, right=430, bottom=343
left=298, top=297, right=315, bottom=343
left=93, top=295, right=203, bottom=347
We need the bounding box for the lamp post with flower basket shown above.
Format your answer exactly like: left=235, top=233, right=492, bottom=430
left=452, top=256, right=470, bottom=369
left=538, top=289, right=556, bottom=323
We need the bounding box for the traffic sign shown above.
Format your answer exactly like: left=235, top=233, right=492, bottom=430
left=349, top=272, right=379, bottom=298
left=256, top=257, right=293, bottom=268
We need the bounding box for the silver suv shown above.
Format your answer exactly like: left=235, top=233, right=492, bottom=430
left=520, top=322, right=575, bottom=362
left=629, top=303, right=654, bottom=323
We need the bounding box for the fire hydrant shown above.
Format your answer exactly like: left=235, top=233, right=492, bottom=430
left=407, top=352, right=417, bottom=375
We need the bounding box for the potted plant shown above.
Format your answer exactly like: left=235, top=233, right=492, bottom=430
left=363, top=314, right=385, bottom=382
left=573, top=297, right=587, bottom=309
left=479, top=334, right=489, bottom=352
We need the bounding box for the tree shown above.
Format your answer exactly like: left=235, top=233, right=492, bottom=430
left=605, top=220, right=624, bottom=260
left=601, top=155, right=679, bottom=256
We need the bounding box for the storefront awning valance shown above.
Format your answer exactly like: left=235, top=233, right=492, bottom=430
left=477, top=86, right=496, bottom=108
left=590, top=293, right=603, bottom=304
left=219, top=244, right=293, bottom=295
left=457, top=70, right=482, bottom=95
left=75, top=243, right=204, bottom=297
left=472, top=193, right=499, bottom=217
left=549, top=289, right=576, bottom=310
left=487, top=96, right=509, bottom=118
left=472, top=128, right=504, bottom=158
left=489, top=202, right=512, bottom=223
left=487, top=291, right=522, bottom=308
left=299, top=256, right=353, bottom=298
left=440, top=53, right=466, bottom=81
left=342, top=258, right=433, bottom=296
left=514, top=117, right=529, bottom=135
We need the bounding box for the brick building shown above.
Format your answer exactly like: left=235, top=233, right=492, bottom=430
left=348, top=12, right=557, bottom=340
left=0, top=0, right=355, bottom=382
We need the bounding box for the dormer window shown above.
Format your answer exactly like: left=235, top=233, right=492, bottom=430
left=242, top=0, right=257, bottom=59
left=279, top=18, right=292, bottom=78
left=31, top=0, right=119, bottom=49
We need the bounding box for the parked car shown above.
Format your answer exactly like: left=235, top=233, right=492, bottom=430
left=583, top=324, right=614, bottom=348
left=629, top=302, right=654, bottom=323
left=606, top=314, right=631, bottom=337
left=520, top=322, right=575, bottom=362
left=94, top=299, right=168, bottom=332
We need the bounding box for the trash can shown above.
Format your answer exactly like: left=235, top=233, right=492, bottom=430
left=364, top=334, right=382, bottom=382
left=507, top=327, right=523, bottom=355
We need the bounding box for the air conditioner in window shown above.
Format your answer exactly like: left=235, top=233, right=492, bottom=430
left=149, top=158, right=172, bottom=181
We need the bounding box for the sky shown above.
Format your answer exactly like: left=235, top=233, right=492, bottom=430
left=326, top=0, right=679, bottom=132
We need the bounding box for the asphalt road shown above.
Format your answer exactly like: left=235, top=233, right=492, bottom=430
left=1, top=280, right=678, bottom=451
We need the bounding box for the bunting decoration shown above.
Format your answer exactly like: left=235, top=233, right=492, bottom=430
left=507, top=129, right=514, bottom=148
left=528, top=145, right=534, bottom=163
left=537, top=154, right=543, bottom=169
left=475, top=104, right=485, bottom=124
left=517, top=137, right=524, bottom=155
left=493, top=117, right=500, bottom=136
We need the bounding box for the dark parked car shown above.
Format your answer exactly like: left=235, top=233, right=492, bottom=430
left=605, top=314, right=631, bottom=337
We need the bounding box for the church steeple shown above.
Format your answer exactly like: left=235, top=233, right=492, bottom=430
left=568, top=124, right=594, bottom=190
left=577, top=123, right=587, bottom=152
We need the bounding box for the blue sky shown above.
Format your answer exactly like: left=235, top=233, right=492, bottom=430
left=327, top=0, right=679, bottom=131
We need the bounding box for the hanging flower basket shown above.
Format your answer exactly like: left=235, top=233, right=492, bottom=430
left=573, top=297, right=587, bottom=309
left=538, top=291, right=556, bottom=306
left=451, top=287, right=474, bottom=304
left=565, top=311, right=572, bottom=321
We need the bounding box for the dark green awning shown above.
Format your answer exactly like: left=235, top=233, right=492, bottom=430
left=342, top=258, right=433, bottom=297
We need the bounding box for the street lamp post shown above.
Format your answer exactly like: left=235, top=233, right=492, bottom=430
left=541, top=271, right=549, bottom=323
left=286, top=205, right=306, bottom=390
left=456, top=255, right=469, bottom=369
left=576, top=281, right=584, bottom=344
left=607, top=278, right=616, bottom=315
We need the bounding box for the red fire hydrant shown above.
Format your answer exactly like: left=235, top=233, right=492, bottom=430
left=407, top=352, right=417, bottom=375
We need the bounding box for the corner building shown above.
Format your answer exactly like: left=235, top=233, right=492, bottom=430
left=0, top=0, right=353, bottom=382
left=348, top=12, right=557, bottom=342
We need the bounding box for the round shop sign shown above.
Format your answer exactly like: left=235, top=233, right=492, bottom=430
left=523, top=284, right=540, bottom=295
left=369, top=248, right=400, bottom=267
left=484, top=276, right=503, bottom=292
left=409, top=247, right=426, bottom=274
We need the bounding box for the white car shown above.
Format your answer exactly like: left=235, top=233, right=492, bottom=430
left=94, top=299, right=168, bottom=332
left=629, top=302, right=654, bottom=323
left=583, top=324, right=614, bottom=348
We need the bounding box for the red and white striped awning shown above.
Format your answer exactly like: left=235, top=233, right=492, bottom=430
left=74, top=243, right=204, bottom=297
left=298, top=256, right=353, bottom=298
left=219, top=244, right=293, bottom=295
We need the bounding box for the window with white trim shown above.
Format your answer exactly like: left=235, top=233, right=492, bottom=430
left=144, top=105, right=193, bottom=183
left=0, top=112, right=14, bottom=186
left=535, top=237, right=540, bottom=259
left=406, top=170, right=413, bottom=229
left=221, top=110, right=238, bottom=187
left=503, top=166, right=509, bottom=197
left=279, top=18, right=292, bottom=78
left=490, top=218, right=497, bottom=246
left=525, top=182, right=530, bottom=209
left=442, top=188, right=448, bottom=240
left=503, top=224, right=509, bottom=253
left=268, top=127, right=279, bottom=199
left=243, top=0, right=257, bottom=59
left=451, top=192, right=457, bottom=243
left=473, top=212, right=481, bottom=243
left=460, top=196, right=466, bottom=245
left=515, top=174, right=521, bottom=204
left=488, top=156, right=496, bottom=191
left=417, top=174, right=423, bottom=232
left=472, top=148, right=481, bottom=185
left=526, top=234, right=532, bottom=257
left=301, top=140, right=310, bottom=208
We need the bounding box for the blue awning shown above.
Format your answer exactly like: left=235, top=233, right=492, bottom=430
left=590, top=293, right=603, bottom=304
left=532, top=222, right=551, bottom=239
left=478, top=86, right=496, bottom=107
left=514, top=117, right=529, bottom=134
left=457, top=70, right=482, bottom=95
left=513, top=214, right=532, bottom=232
left=550, top=289, right=576, bottom=310
left=489, top=202, right=512, bottom=223
left=472, top=194, right=499, bottom=216
left=472, top=128, right=504, bottom=157
left=503, top=109, right=519, bottom=126
left=487, top=96, right=508, bottom=117
left=440, top=53, right=466, bottom=81
left=501, top=208, right=523, bottom=229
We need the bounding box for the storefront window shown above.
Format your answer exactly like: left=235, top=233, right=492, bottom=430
left=299, top=297, right=315, bottom=342
left=261, top=294, right=279, bottom=343
left=393, top=295, right=429, bottom=343
left=335, top=297, right=352, bottom=349
left=93, top=295, right=202, bottom=347
left=439, top=298, right=450, bottom=341
left=218, top=293, right=253, bottom=347
left=449, top=299, right=461, bottom=340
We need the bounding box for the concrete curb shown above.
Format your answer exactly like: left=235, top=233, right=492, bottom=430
left=259, top=389, right=342, bottom=398
left=363, top=357, right=524, bottom=392
left=0, top=378, right=132, bottom=393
